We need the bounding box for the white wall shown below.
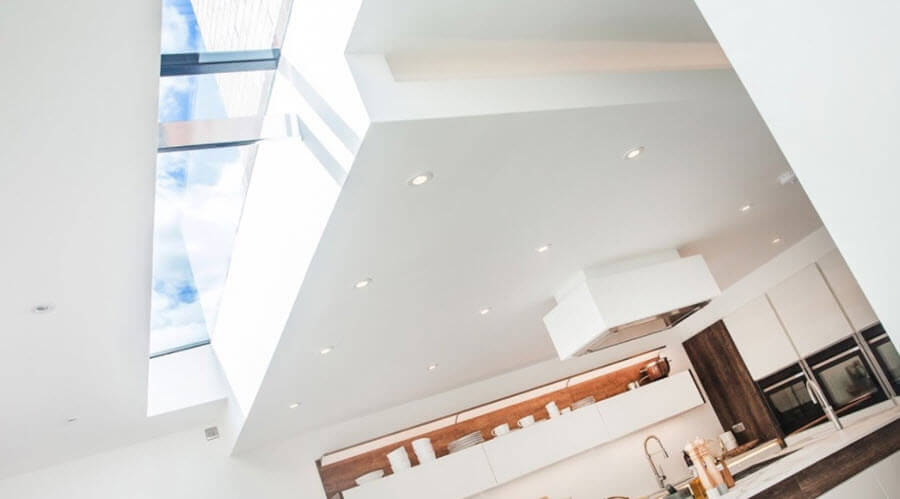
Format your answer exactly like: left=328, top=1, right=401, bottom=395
left=0, top=422, right=326, bottom=499
left=693, top=0, right=900, bottom=350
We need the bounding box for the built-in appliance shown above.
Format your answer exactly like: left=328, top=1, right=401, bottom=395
left=758, top=364, right=825, bottom=435
left=862, top=323, right=900, bottom=393
left=543, top=250, right=720, bottom=359
left=807, top=337, right=887, bottom=414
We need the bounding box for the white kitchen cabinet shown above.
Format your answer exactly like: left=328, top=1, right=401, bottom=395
left=820, top=468, right=887, bottom=499
left=343, top=372, right=704, bottom=499
left=595, top=370, right=705, bottom=440
left=872, top=451, right=900, bottom=497
left=817, top=250, right=879, bottom=332
left=767, top=264, right=853, bottom=357
left=481, top=399, right=610, bottom=484
left=724, top=295, right=800, bottom=379
left=342, top=445, right=496, bottom=499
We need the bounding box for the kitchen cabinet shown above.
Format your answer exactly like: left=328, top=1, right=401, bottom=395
left=343, top=371, right=704, bottom=499
left=817, top=250, right=879, bottom=332
left=342, top=445, right=496, bottom=499
left=595, top=370, right=704, bottom=440
left=767, top=264, right=853, bottom=357
left=481, top=400, right=609, bottom=484
left=724, top=296, right=799, bottom=379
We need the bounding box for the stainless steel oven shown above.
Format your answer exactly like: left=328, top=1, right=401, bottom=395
left=807, top=337, right=888, bottom=415
left=862, top=324, right=900, bottom=393
left=758, top=364, right=825, bottom=435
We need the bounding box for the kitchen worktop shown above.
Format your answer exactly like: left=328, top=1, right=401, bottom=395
left=720, top=405, right=900, bottom=498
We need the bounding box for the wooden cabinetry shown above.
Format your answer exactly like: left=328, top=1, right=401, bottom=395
left=767, top=264, right=853, bottom=357
left=817, top=250, right=879, bottom=332
left=724, top=295, right=799, bottom=379
left=683, top=321, right=784, bottom=445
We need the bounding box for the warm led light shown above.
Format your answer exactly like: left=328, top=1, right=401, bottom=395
left=320, top=346, right=334, bottom=355
left=407, top=172, right=434, bottom=186
left=354, top=278, right=372, bottom=289
left=479, top=307, right=492, bottom=315
left=289, top=402, right=300, bottom=409
left=740, top=204, right=753, bottom=212
left=624, top=146, right=644, bottom=159
left=772, top=237, right=782, bottom=244
left=427, top=363, right=438, bottom=371
left=536, top=244, right=551, bottom=253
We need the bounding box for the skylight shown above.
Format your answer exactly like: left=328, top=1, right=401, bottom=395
left=150, top=0, right=290, bottom=357
left=150, top=0, right=363, bottom=358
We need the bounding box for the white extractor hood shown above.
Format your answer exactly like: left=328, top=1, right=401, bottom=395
left=543, top=250, right=720, bottom=359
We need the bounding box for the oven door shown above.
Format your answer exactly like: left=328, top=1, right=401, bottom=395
left=808, top=337, right=887, bottom=415
left=759, top=364, right=825, bottom=435
left=863, top=324, right=900, bottom=393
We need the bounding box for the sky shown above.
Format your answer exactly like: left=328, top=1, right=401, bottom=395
left=152, top=0, right=251, bottom=355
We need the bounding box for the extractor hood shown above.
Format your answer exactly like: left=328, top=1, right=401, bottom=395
left=543, top=250, right=720, bottom=359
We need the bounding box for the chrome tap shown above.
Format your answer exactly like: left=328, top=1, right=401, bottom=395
left=644, top=435, right=669, bottom=489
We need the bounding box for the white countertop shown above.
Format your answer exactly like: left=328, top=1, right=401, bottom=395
left=720, top=405, right=900, bottom=498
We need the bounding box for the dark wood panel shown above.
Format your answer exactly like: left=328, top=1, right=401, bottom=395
left=752, top=417, right=900, bottom=498
left=319, top=358, right=652, bottom=497
left=683, top=321, right=784, bottom=446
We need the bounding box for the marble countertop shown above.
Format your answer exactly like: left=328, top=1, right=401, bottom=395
left=720, top=405, right=900, bottom=498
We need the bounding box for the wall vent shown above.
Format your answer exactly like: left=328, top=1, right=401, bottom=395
left=204, top=426, right=220, bottom=441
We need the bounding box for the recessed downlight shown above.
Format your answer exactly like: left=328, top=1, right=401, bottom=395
left=479, top=307, right=492, bottom=316
left=289, top=402, right=300, bottom=409
left=772, top=236, right=783, bottom=244
left=320, top=346, right=334, bottom=355
left=354, top=278, right=372, bottom=289
left=739, top=203, right=753, bottom=212
left=427, top=363, right=439, bottom=371
left=536, top=244, right=552, bottom=253
left=624, top=146, right=644, bottom=160
left=32, top=303, right=54, bottom=314
left=407, top=172, right=434, bottom=186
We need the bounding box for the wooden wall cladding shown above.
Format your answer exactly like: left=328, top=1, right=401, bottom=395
left=318, top=356, right=655, bottom=498
left=683, top=321, right=784, bottom=446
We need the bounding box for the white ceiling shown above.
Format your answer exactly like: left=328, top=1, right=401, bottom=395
left=0, top=0, right=824, bottom=476
left=0, top=0, right=221, bottom=478
left=235, top=95, right=822, bottom=450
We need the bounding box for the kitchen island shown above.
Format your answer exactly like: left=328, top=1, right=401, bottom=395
left=721, top=405, right=900, bottom=498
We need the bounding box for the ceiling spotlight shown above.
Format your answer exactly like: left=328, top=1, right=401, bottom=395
left=624, top=146, right=644, bottom=160
left=536, top=244, right=552, bottom=253
left=407, top=172, right=434, bottom=186
left=289, top=402, right=300, bottom=409
left=354, top=278, right=372, bottom=289
left=31, top=303, right=54, bottom=314
left=66, top=417, right=78, bottom=423
left=739, top=204, right=753, bottom=212
left=479, top=307, right=492, bottom=315
left=427, top=363, right=439, bottom=371
left=320, top=346, right=334, bottom=355
left=772, top=236, right=783, bottom=244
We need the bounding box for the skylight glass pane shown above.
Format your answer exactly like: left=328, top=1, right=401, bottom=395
left=161, top=0, right=290, bottom=54
left=150, top=145, right=256, bottom=357
left=159, top=70, right=275, bottom=122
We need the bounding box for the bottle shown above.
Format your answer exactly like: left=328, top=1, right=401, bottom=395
left=684, top=442, right=714, bottom=493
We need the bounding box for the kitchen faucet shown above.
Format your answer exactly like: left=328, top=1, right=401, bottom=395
left=644, top=435, right=669, bottom=489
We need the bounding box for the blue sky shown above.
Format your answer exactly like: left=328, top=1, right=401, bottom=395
left=152, top=0, right=249, bottom=354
